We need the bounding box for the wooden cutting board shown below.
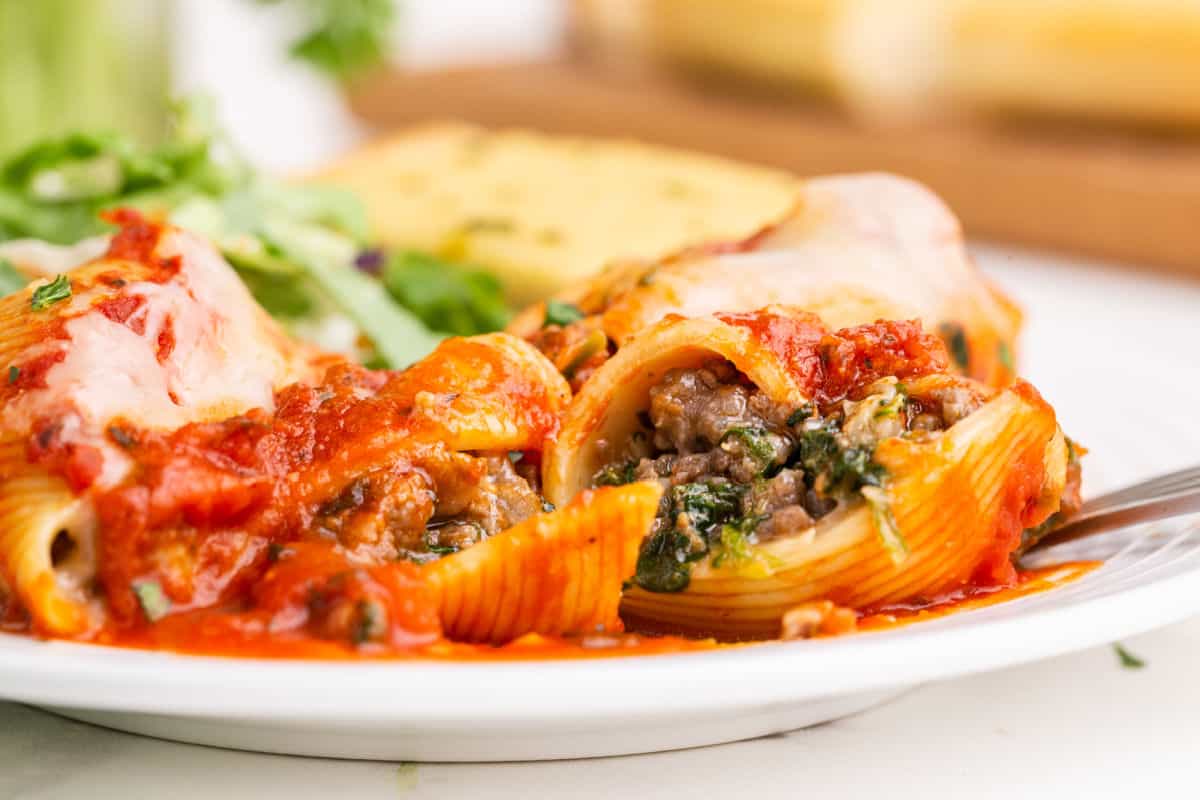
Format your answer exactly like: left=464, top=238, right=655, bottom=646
left=346, top=59, right=1200, bottom=276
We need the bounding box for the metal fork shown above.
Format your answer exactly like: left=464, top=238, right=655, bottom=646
left=1030, top=465, right=1200, bottom=551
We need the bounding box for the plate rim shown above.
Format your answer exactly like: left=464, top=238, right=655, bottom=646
left=3, top=550, right=1199, bottom=724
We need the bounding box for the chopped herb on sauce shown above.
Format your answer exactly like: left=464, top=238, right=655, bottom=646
left=30, top=274, right=71, bottom=311
left=7, top=365, right=18, bottom=385
left=939, top=322, right=970, bottom=372
left=1114, top=643, right=1146, bottom=670
left=132, top=580, right=170, bottom=622
left=543, top=299, right=585, bottom=328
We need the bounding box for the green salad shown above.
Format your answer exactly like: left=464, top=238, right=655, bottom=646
left=0, top=97, right=511, bottom=368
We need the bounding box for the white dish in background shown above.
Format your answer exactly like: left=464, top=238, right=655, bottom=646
left=2, top=251, right=1200, bottom=762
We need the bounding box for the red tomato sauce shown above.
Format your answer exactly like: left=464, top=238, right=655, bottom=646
left=714, top=310, right=950, bottom=405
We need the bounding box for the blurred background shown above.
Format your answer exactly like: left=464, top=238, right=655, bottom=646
left=1, top=0, right=1197, bottom=361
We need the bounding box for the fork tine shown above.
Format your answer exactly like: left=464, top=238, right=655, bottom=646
left=1078, top=466, right=1200, bottom=517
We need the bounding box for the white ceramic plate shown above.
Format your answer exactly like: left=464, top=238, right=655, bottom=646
left=2, top=252, right=1199, bottom=761
left=1, top=516, right=1199, bottom=762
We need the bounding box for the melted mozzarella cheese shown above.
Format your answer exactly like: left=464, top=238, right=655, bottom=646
left=2, top=228, right=315, bottom=488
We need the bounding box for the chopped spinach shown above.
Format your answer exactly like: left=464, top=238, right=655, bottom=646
left=593, top=460, right=637, bottom=487
left=793, top=420, right=886, bottom=493
left=719, top=426, right=779, bottom=475
left=634, top=527, right=698, bottom=594
left=939, top=321, right=970, bottom=372
left=634, top=481, right=747, bottom=593
left=786, top=404, right=814, bottom=427
left=671, top=481, right=744, bottom=534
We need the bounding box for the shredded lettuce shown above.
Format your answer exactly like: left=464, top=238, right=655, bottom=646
left=382, top=250, right=512, bottom=337
left=0, top=97, right=511, bottom=367
left=0, top=258, right=26, bottom=297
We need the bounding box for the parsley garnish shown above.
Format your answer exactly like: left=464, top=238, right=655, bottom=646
left=543, top=300, right=585, bottom=328
left=1114, top=643, right=1146, bottom=670
left=132, top=580, right=170, bottom=622
left=7, top=366, right=18, bottom=385
left=30, top=274, right=71, bottom=311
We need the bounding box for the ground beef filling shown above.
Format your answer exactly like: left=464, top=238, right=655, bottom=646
left=594, top=360, right=985, bottom=593
left=319, top=453, right=544, bottom=564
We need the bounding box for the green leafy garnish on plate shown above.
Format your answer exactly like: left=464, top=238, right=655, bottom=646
left=0, top=97, right=512, bottom=367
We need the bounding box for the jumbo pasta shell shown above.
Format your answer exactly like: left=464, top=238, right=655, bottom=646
left=543, top=314, right=809, bottom=507
left=620, top=382, right=1065, bottom=640
left=424, top=482, right=663, bottom=644
left=0, top=218, right=325, bottom=634
left=389, top=332, right=570, bottom=452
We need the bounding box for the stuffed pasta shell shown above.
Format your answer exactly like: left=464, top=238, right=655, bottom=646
left=0, top=210, right=663, bottom=653
left=513, top=174, right=1021, bottom=389
left=543, top=307, right=1076, bottom=640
